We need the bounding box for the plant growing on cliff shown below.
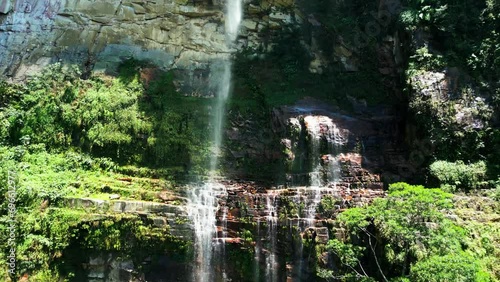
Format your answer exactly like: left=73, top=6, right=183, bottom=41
left=401, top=0, right=500, bottom=176
left=408, top=47, right=445, bottom=71
left=317, top=195, right=341, bottom=218
left=0, top=62, right=213, bottom=176
left=320, top=182, right=492, bottom=281
left=0, top=140, right=192, bottom=280
left=429, top=160, right=488, bottom=191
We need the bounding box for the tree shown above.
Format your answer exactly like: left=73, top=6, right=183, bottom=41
left=322, top=182, right=484, bottom=280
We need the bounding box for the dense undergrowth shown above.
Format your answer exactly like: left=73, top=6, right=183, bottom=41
left=0, top=61, right=212, bottom=175
left=0, top=144, right=191, bottom=280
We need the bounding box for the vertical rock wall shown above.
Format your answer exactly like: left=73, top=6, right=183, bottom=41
left=0, top=0, right=299, bottom=95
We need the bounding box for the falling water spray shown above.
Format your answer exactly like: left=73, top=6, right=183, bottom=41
left=188, top=1, right=243, bottom=281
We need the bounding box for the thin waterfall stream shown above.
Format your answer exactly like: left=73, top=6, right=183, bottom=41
left=188, top=1, right=243, bottom=281
left=264, top=191, right=279, bottom=282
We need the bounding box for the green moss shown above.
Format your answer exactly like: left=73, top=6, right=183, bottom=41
left=1, top=205, right=190, bottom=280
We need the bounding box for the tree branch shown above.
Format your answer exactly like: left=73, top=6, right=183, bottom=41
left=367, top=233, right=389, bottom=282
left=330, top=249, right=367, bottom=278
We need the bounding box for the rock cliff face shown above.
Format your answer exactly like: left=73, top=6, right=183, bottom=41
left=0, top=0, right=297, bottom=94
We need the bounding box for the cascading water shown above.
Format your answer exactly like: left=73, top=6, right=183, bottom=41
left=189, top=182, right=225, bottom=282
left=225, top=0, right=242, bottom=42
left=209, top=62, right=232, bottom=172
left=303, top=115, right=343, bottom=222
left=294, top=115, right=344, bottom=279
left=264, top=192, right=279, bottom=282
left=253, top=217, right=262, bottom=282
left=304, top=116, right=324, bottom=225
left=188, top=1, right=243, bottom=281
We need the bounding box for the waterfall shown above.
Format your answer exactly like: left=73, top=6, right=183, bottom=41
left=304, top=116, right=324, bottom=225
left=189, top=182, right=226, bottom=282
left=210, top=62, right=232, bottom=172
left=188, top=1, right=243, bottom=281
left=253, top=216, right=262, bottom=282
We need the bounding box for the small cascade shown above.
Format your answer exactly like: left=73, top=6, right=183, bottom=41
left=188, top=0, right=243, bottom=281
left=293, top=115, right=345, bottom=280
left=264, top=192, right=279, bottom=282
left=304, top=116, right=323, bottom=225
left=253, top=217, right=262, bottom=282
left=216, top=204, right=230, bottom=280
left=303, top=115, right=343, bottom=223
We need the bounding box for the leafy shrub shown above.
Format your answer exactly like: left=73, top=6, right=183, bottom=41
left=408, top=47, right=445, bottom=71
left=429, top=160, right=488, bottom=191
left=493, top=185, right=500, bottom=201
left=317, top=195, right=341, bottom=218
left=410, top=253, right=491, bottom=282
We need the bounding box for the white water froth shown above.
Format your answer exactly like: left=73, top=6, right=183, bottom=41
left=292, top=116, right=343, bottom=279
left=188, top=181, right=226, bottom=281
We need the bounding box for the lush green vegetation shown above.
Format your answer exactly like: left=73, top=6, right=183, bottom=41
left=429, top=160, right=488, bottom=192
left=0, top=144, right=191, bottom=281
left=399, top=0, right=500, bottom=179
left=0, top=144, right=174, bottom=206
left=318, top=183, right=499, bottom=281
left=0, top=62, right=212, bottom=175
left=0, top=63, right=203, bottom=281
